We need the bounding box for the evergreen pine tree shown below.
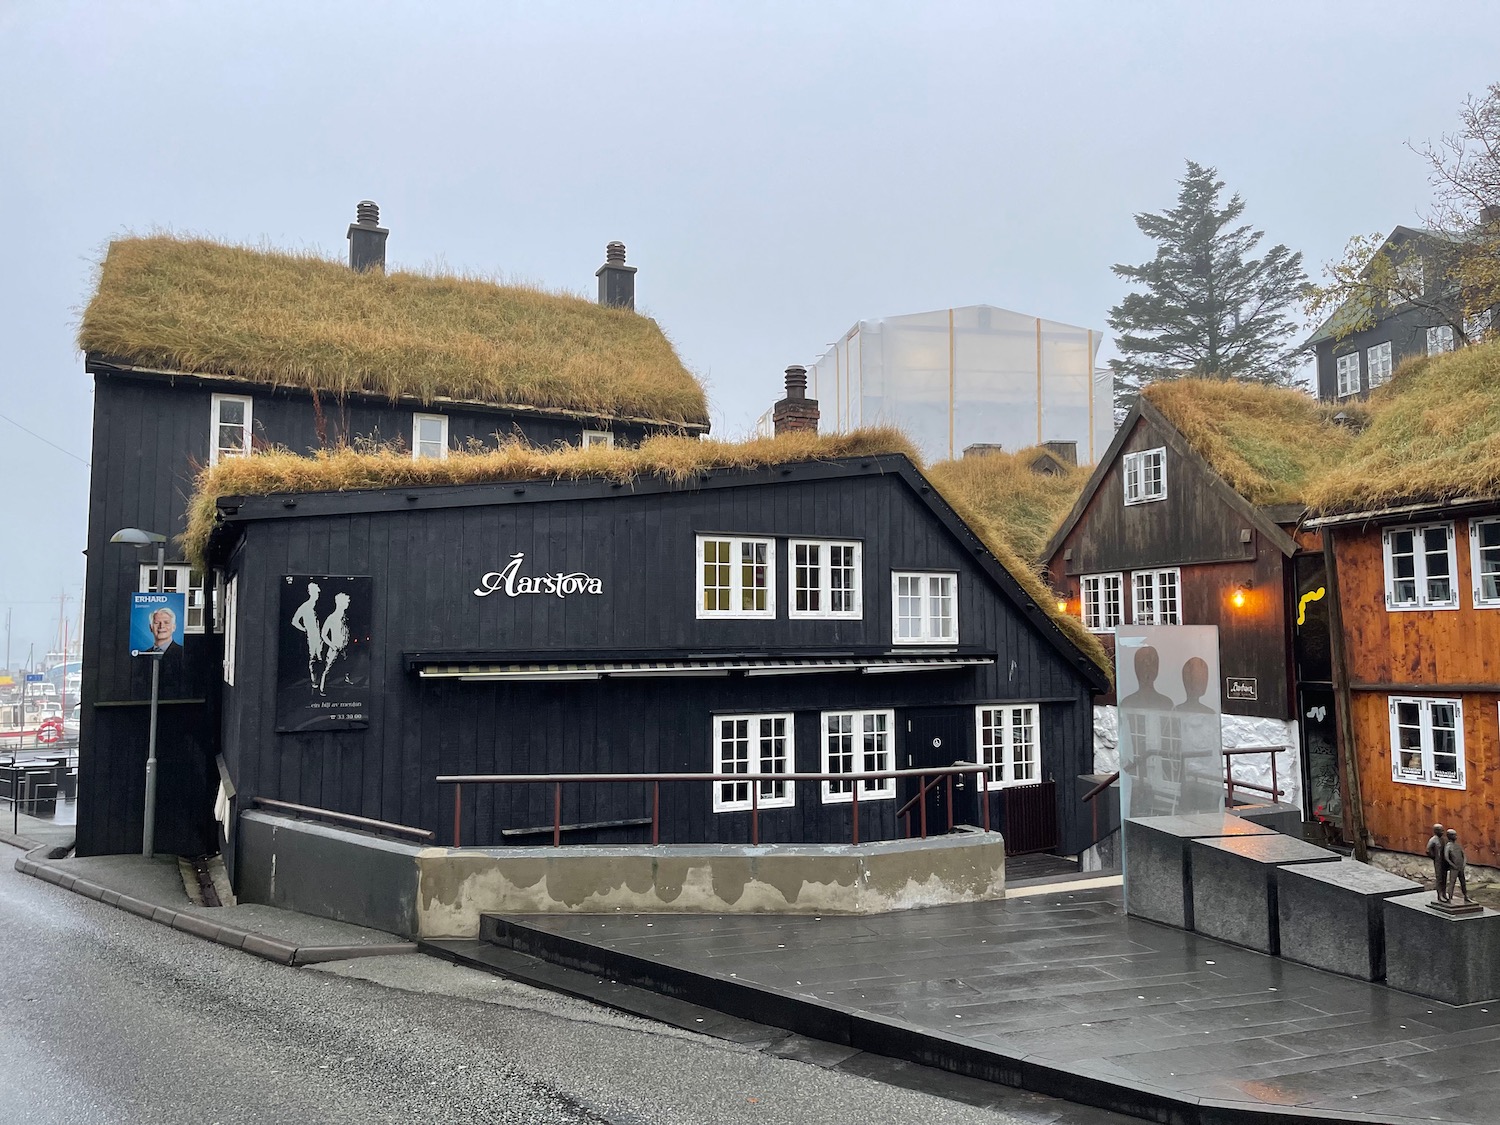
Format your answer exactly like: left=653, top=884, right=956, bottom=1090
left=1109, top=162, right=1307, bottom=407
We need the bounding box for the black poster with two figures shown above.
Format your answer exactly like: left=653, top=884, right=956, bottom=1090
left=275, top=575, right=373, bottom=733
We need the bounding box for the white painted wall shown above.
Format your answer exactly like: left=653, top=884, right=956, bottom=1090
left=1092, top=705, right=1302, bottom=815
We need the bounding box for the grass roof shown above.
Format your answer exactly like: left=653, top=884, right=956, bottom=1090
left=79, top=236, right=710, bottom=427
left=1306, top=341, right=1500, bottom=516
left=186, top=426, right=1110, bottom=677
left=926, top=448, right=1091, bottom=565
left=1143, top=380, right=1363, bottom=506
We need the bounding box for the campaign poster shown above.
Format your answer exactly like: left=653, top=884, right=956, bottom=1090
left=129, top=592, right=187, bottom=657
left=1115, top=625, right=1223, bottom=821
left=275, top=575, right=372, bottom=733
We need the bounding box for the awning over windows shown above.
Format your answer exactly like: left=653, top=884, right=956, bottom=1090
left=415, top=654, right=994, bottom=682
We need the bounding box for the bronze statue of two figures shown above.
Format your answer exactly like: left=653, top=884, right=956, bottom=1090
left=1427, top=824, right=1481, bottom=914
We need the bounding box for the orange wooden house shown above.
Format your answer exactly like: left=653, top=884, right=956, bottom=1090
left=1306, top=342, right=1500, bottom=867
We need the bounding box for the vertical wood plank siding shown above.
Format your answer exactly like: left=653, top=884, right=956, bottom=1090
left=219, top=471, right=1100, bottom=854
left=1336, top=519, right=1500, bottom=864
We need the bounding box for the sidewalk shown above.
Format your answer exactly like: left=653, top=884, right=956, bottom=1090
left=9, top=846, right=416, bottom=966
left=472, top=883, right=1500, bottom=1125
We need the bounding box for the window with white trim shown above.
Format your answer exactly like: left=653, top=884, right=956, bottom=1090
left=412, top=413, right=448, bottom=460
left=1081, top=573, right=1123, bottom=632
left=1388, top=259, right=1424, bottom=306
left=891, top=572, right=957, bottom=644
left=713, top=713, right=795, bottom=811
left=697, top=536, right=774, bottom=618
left=139, top=563, right=206, bottom=634
left=582, top=429, right=615, bottom=448
left=1383, top=523, right=1458, bottom=610
left=790, top=540, right=861, bottom=618
left=1366, top=342, right=1393, bottom=388
left=222, top=575, right=238, bottom=685
left=210, top=394, right=253, bottom=465
left=821, top=710, right=895, bottom=803
left=1471, top=518, right=1500, bottom=607
left=976, top=704, right=1040, bottom=789
left=1132, top=568, right=1181, bottom=625
left=1122, top=448, right=1166, bottom=505
left=1427, top=325, right=1455, bottom=356
left=1335, top=352, right=1360, bottom=398
left=1465, top=309, right=1493, bottom=343
left=1389, top=696, right=1464, bottom=790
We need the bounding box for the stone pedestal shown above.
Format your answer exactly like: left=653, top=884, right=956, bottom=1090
left=1384, top=891, right=1500, bottom=1005
left=1189, top=835, right=1339, bottom=954
left=1122, top=813, right=1275, bottom=930
left=1277, top=859, right=1420, bottom=980
left=1228, top=802, right=1302, bottom=837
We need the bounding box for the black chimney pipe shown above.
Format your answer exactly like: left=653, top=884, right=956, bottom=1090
left=596, top=241, right=637, bottom=310
left=347, top=200, right=388, bottom=273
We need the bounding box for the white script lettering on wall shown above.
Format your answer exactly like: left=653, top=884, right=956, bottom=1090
left=473, top=553, right=604, bottom=599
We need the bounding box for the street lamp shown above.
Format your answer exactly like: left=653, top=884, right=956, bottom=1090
left=110, top=527, right=168, bottom=858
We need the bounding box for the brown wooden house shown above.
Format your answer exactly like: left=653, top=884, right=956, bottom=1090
left=1305, top=341, right=1500, bottom=867
left=1042, top=381, right=1359, bottom=819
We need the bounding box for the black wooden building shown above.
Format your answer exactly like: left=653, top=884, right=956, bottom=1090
left=75, top=209, right=709, bottom=857
left=205, top=452, right=1109, bottom=864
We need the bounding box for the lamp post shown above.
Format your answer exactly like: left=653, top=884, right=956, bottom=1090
left=110, top=527, right=168, bottom=858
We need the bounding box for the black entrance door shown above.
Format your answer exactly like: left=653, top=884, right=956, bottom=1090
left=902, top=708, right=978, bottom=836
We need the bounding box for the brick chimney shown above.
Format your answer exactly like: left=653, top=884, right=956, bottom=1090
left=596, top=241, right=637, bottom=310
left=772, top=365, right=819, bottom=436
left=347, top=200, right=388, bottom=273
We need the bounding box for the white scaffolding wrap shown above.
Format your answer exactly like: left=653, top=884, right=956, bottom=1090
left=806, top=305, right=1108, bottom=463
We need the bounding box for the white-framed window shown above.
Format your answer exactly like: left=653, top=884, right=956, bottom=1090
left=790, top=540, right=862, bottom=619
left=1383, top=523, right=1458, bottom=611
left=1131, top=568, right=1181, bottom=626
left=712, top=713, right=795, bottom=811
left=1122, top=448, right=1167, bottom=505
left=820, top=710, right=895, bottom=803
left=210, top=394, right=253, bottom=465
left=1388, top=259, right=1424, bottom=306
left=892, top=571, right=957, bottom=644
left=976, top=704, right=1040, bottom=790
left=222, top=575, right=238, bottom=686
left=139, top=563, right=206, bottom=634
left=1389, top=696, right=1464, bottom=790
left=1335, top=352, right=1361, bottom=398
left=697, top=535, right=774, bottom=618
left=1470, top=518, right=1500, bottom=607
left=581, top=429, right=615, bottom=448
left=412, top=413, right=448, bottom=460
left=1081, top=573, right=1123, bottom=632
left=1427, top=325, right=1456, bottom=356
left=1465, top=309, right=1494, bottom=343
left=1367, top=342, right=1394, bottom=388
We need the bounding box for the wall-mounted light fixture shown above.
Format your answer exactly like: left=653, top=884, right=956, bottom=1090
left=1231, top=579, right=1254, bottom=609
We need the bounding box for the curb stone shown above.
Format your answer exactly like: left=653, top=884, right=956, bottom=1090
left=12, top=845, right=416, bottom=967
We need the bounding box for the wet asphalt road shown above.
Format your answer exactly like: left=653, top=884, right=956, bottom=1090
left=0, top=844, right=1128, bottom=1125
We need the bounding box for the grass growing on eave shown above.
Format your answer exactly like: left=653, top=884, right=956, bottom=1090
left=1306, top=341, right=1500, bottom=516
left=79, top=236, right=709, bottom=426
left=1144, top=380, right=1363, bottom=506
left=185, top=426, right=1111, bottom=677
left=926, top=450, right=1091, bottom=565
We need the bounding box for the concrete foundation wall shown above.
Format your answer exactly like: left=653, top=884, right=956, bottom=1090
left=237, top=811, right=423, bottom=938
left=414, top=831, right=1007, bottom=938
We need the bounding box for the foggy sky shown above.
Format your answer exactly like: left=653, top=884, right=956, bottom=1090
left=2, top=0, right=1497, bottom=659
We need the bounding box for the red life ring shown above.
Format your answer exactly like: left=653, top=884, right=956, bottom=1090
left=36, top=719, right=63, bottom=745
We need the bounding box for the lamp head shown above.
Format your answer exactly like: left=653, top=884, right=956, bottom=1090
left=109, top=528, right=167, bottom=547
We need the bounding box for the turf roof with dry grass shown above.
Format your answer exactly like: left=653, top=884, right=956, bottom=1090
left=926, top=448, right=1092, bottom=565
left=79, top=236, right=710, bottom=427
left=1306, top=341, right=1500, bottom=516
left=1142, top=379, right=1363, bottom=506
left=187, top=426, right=1110, bottom=676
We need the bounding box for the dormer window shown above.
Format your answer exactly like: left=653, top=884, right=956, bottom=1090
left=210, top=394, right=253, bottom=465
left=412, top=414, right=448, bottom=460
left=582, top=429, right=615, bottom=449
left=1387, top=259, right=1424, bottom=306
left=1122, top=448, right=1166, bottom=505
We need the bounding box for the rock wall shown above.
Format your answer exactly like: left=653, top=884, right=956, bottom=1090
left=1092, top=705, right=1303, bottom=815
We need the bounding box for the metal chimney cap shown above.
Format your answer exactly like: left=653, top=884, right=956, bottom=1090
left=605, top=241, right=627, bottom=264
left=355, top=200, right=381, bottom=226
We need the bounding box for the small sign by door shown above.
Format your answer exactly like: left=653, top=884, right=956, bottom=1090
left=1226, top=677, right=1258, bottom=701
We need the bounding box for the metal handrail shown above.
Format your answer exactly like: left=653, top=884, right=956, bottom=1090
left=439, top=763, right=991, bottom=848
left=1222, top=745, right=1286, bottom=806
left=251, top=797, right=435, bottom=841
